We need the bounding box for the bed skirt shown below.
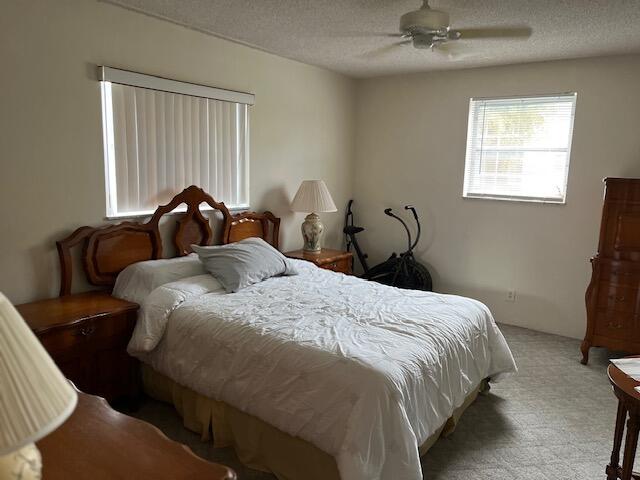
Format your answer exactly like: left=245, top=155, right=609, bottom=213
left=141, top=364, right=488, bottom=480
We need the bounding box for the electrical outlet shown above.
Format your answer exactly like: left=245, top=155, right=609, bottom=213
left=506, top=289, right=516, bottom=302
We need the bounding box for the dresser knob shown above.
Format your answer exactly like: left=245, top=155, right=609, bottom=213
left=76, top=325, right=96, bottom=337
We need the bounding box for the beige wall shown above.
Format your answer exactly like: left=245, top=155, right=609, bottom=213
left=0, top=0, right=355, bottom=303
left=354, top=55, right=640, bottom=339
left=3, top=1, right=639, bottom=341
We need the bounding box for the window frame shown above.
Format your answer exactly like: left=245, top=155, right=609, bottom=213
left=462, top=92, right=577, bottom=205
left=99, top=66, right=253, bottom=219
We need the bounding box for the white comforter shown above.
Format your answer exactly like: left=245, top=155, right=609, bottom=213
left=127, top=260, right=516, bottom=480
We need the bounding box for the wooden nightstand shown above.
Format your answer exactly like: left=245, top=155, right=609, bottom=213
left=16, top=291, right=140, bottom=403
left=285, top=248, right=353, bottom=274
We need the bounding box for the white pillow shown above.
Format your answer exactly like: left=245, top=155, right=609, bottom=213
left=113, top=254, right=207, bottom=304
left=191, top=237, right=297, bottom=292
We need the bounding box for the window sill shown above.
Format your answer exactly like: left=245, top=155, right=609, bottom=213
left=105, top=204, right=250, bottom=220
left=462, top=194, right=566, bottom=205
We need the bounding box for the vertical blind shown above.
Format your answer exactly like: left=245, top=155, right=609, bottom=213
left=463, top=93, right=577, bottom=203
left=101, top=75, right=250, bottom=217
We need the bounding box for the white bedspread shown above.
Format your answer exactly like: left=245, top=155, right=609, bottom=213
left=128, top=259, right=516, bottom=480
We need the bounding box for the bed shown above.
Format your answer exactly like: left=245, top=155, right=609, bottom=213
left=57, top=186, right=517, bottom=480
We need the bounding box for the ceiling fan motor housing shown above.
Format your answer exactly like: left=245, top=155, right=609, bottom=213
left=400, top=8, right=450, bottom=34
left=412, top=34, right=437, bottom=49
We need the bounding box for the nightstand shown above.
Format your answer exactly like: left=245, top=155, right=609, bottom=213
left=16, top=291, right=140, bottom=403
left=284, top=248, right=353, bottom=274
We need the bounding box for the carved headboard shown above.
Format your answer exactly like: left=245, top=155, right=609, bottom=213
left=57, top=186, right=280, bottom=296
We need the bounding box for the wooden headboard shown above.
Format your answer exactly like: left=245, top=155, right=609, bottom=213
left=57, top=185, right=280, bottom=296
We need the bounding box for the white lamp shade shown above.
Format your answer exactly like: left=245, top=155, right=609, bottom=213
left=0, top=293, right=77, bottom=456
left=291, top=180, right=337, bottom=213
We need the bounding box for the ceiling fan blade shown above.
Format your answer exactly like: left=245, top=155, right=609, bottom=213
left=313, top=32, right=406, bottom=38
left=359, top=40, right=411, bottom=59
left=454, top=26, right=532, bottom=39
left=432, top=42, right=462, bottom=60
left=433, top=42, right=478, bottom=62
left=432, top=46, right=454, bottom=61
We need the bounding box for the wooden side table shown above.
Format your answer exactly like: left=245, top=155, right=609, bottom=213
left=38, top=389, right=236, bottom=479
left=284, top=248, right=353, bottom=274
left=16, top=291, right=140, bottom=403
left=607, top=359, right=640, bottom=480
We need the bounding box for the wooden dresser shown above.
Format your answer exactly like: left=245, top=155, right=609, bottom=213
left=16, top=292, right=140, bottom=403
left=582, top=178, right=640, bottom=364
left=38, top=389, right=236, bottom=479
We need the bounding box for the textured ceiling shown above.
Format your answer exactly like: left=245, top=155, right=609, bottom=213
left=104, top=0, right=640, bottom=78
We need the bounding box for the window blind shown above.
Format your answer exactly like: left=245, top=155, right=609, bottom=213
left=463, top=93, right=577, bottom=203
left=100, top=69, right=251, bottom=217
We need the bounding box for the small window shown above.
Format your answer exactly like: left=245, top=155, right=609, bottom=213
left=100, top=67, right=252, bottom=218
left=463, top=93, right=577, bottom=204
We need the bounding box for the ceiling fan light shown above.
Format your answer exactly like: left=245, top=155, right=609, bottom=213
left=400, top=8, right=450, bottom=33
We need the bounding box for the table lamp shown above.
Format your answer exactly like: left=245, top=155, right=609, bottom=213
left=291, top=180, right=337, bottom=253
left=0, top=292, right=78, bottom=480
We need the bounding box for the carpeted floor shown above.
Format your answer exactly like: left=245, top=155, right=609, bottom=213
left=132, top=324, right=625, bottom=479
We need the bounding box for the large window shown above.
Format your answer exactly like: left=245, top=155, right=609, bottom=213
left=463, top=93, right=577, bottom=203
left=100, top=67, right=253, bottom=217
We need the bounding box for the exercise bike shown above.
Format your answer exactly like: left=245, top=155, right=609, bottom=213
left=343, top=200, right=433, bottom=291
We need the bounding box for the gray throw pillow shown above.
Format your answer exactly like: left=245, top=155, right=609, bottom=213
left=191, top=237, right=297, bottom=292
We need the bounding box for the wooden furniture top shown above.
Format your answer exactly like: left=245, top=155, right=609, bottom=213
left=284, top=248, right=352, bottom=265
left=37, top=390, right=236, bottom=480
left=595, top=177, right=640, bottom=262
left=57, top=185, right=280, bottom=296
left=604, top=177, right=640, bottom=185
left=609, top=358, right=640, bottom=405
left=16, top=291, right=138, bottom=334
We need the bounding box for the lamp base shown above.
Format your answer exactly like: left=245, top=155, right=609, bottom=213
left=301, top=213, right=324, bottom=253
left=0, top=443, right=42, bottom=480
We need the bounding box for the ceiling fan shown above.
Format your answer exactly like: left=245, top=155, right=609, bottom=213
left=373, top=0, right=532, bottom=55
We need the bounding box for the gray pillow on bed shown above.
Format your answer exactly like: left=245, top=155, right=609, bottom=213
left=191, top=237, right=297, bottom=292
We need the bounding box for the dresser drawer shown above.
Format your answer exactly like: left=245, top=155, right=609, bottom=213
left=599, top=263, right=640, bottom=286
left=322, top=257, right=352, bottom=274
left=38, top=313, right=134, bottom=359
left=596, top=282, right=639, bottom=314
left=595, top=310, right=637, bottom=340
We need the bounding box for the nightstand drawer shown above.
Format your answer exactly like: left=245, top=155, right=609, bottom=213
left=38, top=313, right=133, bottom=358
left=322, top=257, right=352, bottom=274
left=284, top=249, right=353, bottom=274
left=17, top=292, right=139, bottom=403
